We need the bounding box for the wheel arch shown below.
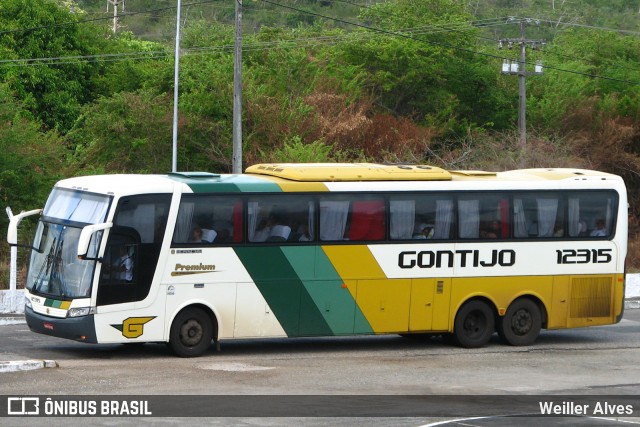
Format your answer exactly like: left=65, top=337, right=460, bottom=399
left=504, top=293, right=549, bottom=329
left=166, top=301, right=220, bottom=342
left=451, top=294, right=499, bottom=332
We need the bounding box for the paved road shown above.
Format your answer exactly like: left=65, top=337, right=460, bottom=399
left=1, top=311, right=640, bottom=426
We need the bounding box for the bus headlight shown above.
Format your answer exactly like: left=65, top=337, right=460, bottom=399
left=67, top=307, right=94, bottom=318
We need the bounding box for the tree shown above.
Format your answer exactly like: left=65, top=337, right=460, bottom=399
left=328, top=0, right=509, bottom=133
left=68, top=90, right=174, bottom=173
left=0, top=0, right=105, bottom=132
left=527, top=28, right=640, bottom=129
left=0, top=84, right=67, bottom=225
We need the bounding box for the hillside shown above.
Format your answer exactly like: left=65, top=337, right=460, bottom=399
left=1, top=0, right=640, bottom=285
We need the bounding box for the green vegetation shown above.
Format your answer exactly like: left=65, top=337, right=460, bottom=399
left=2, top=0, right=640, bottom=285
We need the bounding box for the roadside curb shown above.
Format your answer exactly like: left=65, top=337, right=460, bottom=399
left=0, top=360, right=58, bottom=373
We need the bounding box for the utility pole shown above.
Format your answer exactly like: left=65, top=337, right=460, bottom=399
left=5, top=208, right=17, bottom=312
left=172, top=0, right=182, bottom=173
left=499, top=18, right=545, bottom=167
left=107, top=0, right=124, bottom=33
left=232, top=0, right=243, bottom=174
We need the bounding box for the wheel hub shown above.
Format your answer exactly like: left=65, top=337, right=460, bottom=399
left=180, top=319, right=203, bottom=346
left=464, top=312, right=485, bottom=336
left=511, top=309, right=532, bottom=335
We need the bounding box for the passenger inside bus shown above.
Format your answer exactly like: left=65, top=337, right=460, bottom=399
left=480, top=220, right=501, bottom=238
left=267, top=213, right=291, bottom=241
left=590, top=218, right=607, bottom=237
left=189, top=226, right=204, bottom=243
left=413, top=223, right=434, bottom=239
left=189, top=226, right=217, bottom=243
left=201, top=228, right=217, bottom=243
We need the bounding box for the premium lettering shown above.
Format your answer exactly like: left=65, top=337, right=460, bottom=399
left=174, top=263, right=216, bottom=271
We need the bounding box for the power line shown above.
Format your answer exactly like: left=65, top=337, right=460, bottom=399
left=2, top=23, right=639, bottom=87
left=1, top=2, right=638, bottom=85
left=315, top=0, right=375, bottom=8
left=257, top=0, right=640, bottom=85
left=0, top=0, right=378, bottom=37
left=535, top=18, right=640, bottom=37
left=0, top=0, right=220, bottom=36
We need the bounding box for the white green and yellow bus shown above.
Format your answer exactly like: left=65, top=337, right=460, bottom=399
left=8, top=163, right=627, bottom=357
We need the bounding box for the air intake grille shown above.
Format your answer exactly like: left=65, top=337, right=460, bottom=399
left=570, top=277, right=612, bottom=318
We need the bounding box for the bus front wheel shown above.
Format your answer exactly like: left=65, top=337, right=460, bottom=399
left=453, top=300, right=495, bottom=348
left=497, top=298, right=541, bottom=346
left=169, top=307, right=214, bottom=357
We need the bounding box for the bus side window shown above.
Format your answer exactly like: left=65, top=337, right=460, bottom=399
left=389, top=196, right=453, bottom=240
left=568, top=192, right=616, bottom=238
left=460, top=194, right=510, bottom=240
left=347, top=200, right=385, bottom=241
left=248, top=196, right=314, bottom=243
left=319, top=199, right=350, bottom=241
left=514, top=194, right=562, bottom=239
left=319, top=196, right=385, bottom=242
left=458, top=198, right=480, bottom=239
left=173, top=196, right=243, bottom=245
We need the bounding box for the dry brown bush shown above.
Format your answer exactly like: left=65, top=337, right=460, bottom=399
left=562, top=98, right=640, bottom=270
left=628, top=215, right=640, bottom=271
left=424, top=129, right=587, bottom=172
left=304, top=91, right=439, bottom=162
left=243, top=85, right=440, bottom=164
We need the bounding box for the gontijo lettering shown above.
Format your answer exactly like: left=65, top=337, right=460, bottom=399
left=398, top=249, right=516, bottom=269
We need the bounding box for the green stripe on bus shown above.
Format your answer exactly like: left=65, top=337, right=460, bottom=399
left=280, top=247, right=374, bottom=335
left=234, top=247, right=332, bottom=337
left=232, top=176, right=283, bottom=193
left=168, top=174, right=283, bottom=193
left=43, top=298, right=71, bottom=310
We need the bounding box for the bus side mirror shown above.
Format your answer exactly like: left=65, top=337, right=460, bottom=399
left=78, top=222, right=112, bottom=260
left=7, top=208, right=43, bottom=246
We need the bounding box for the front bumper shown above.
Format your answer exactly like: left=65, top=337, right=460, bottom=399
left=25, top=306, right=97, bottom=343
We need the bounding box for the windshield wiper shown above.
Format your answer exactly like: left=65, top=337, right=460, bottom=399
left=33, top=229, right=69, bottom=298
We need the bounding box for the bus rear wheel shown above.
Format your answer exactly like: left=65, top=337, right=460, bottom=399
left=498, top=298, right=541, bottom=346
left=453, top=300, right=495, bottom=348
left=169, top=307, right=214, bottom=357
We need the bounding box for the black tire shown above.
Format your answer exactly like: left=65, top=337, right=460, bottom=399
left=169, top=308, right=214, bottom=357
left=497, top=298, right=541, bottom=346
left=453, top=300, right=495, bottom=348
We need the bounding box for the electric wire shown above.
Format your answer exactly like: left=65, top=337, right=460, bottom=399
left=1, top=2, right=638, bottom=85
left=257, top=0, right=640, bottom=85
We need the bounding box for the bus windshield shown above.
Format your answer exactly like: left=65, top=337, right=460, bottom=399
left=26, top=189, right=111, bottom=299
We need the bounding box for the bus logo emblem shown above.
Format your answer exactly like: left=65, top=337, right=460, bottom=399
left=111, top=316, right=156, bottom=339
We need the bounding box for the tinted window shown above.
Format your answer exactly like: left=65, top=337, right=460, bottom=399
left=247, top=195, right=315, bottom=243
left=173, top=195, right=244, bottom=245
left=319, top=195, right=385, bottom=241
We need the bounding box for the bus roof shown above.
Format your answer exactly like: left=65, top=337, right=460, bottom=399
left=53, top=165, right=623, bottom=197
left=245, top=163, right=452, bottom=181
left=246, top=163, right=620, bottom=182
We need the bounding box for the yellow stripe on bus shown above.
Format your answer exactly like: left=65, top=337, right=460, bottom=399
left=322, top=245, right=415, bottom=333
left=276, top=181, right=329, bottom=192
left=321, top=245, right=386, bottom=281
